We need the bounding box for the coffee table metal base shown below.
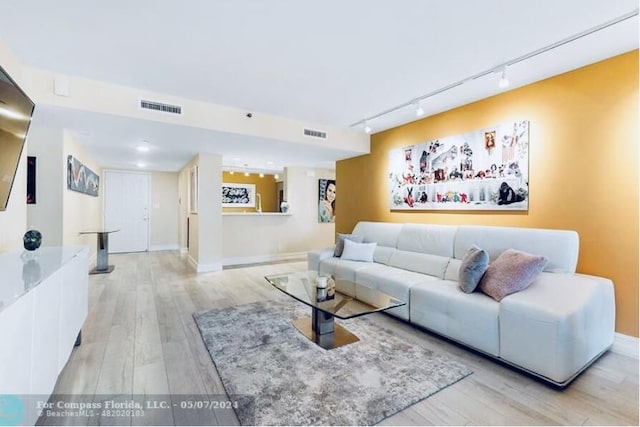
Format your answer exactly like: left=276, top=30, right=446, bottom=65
left=293, top=316, right=360, bottom=350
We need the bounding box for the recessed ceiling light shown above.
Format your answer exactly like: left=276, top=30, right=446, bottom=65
left=274, top=174, right=279, bottom=180
left=244, top=172, right=250, bottom=177
left=259, top=173, right=264, bottom=178
left=267, top=161, right=274, bottom=165
left=136, top=145, right=150, bottom=152
left=136, top=161, right=146, bottom=168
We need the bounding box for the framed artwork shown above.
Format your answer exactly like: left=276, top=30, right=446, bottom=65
left=318, top=179, right=336, bottom=223
left=27, top=156, right=36, bottom=204
left=189, top=166, right=198, bottom=213
left=222, top=183, right=255, bottom=208
left=67, top=155, right=99, bottom=197
left=388, top=120, right=529, bottom=211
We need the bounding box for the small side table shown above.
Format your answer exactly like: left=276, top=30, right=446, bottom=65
left=79, top=229, right=120, bottom=274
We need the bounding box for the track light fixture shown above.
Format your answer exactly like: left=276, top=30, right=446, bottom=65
left=350, top=10, right=637, bottom=132
left=499, top=67, right=509, bottom=89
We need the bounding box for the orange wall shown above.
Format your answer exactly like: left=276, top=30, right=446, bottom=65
left=222, top=172, right=279, bottom=212
left=337, top=50, right=639, bottom=337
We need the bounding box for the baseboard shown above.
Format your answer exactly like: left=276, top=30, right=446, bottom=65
left=611, top=333, right=639, bottom=359
left=222, top=251, right=307, bottom=267
left=187, top=254, right=223, bottom=273
left=149, top=244, right=180, bottom=251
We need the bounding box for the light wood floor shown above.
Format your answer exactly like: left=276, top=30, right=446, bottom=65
left=48, top=251, right=639, bottom=426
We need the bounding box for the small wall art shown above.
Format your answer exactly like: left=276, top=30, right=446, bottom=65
left=388, top=120, right=529, bottom=211
left=318, top=179, right=336, bottom=223
left=67, top=155, right=99, bottom=197
left=222, top=182, right=255, bottom=208
left=27, top=156, right=36, bottom=204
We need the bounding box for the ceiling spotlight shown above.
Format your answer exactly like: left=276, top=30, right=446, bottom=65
left=259, top=173, right=264, bottom=178
left=274, top=174, right=279, bottom=180
left=414, top=101, right=425, bottom=117
left=229, top=170, right=235, bottom=175
left=363, top=121, right=372, bottom=134
left=499, top=67, right=509, bottom=89
left=244, top=172, right=250, bottom=177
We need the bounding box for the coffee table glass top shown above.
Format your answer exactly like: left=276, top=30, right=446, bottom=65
left=265, top=271, right=405, bottom=320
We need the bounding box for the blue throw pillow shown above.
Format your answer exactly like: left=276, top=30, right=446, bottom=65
left=458, top=245, right=489, bottom=293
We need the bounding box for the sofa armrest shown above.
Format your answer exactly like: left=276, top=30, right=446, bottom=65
left=308, top=248, right=335, bottom=271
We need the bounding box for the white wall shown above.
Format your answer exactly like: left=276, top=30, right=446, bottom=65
left=150, top=171, right=179, bottom=250
left=179, top=154, right=223, bottom=272
left=62, top=131, right=103, bottom=258
left=0, top=42, right=27, bottom=253
left=26, top=126, right=64, bottom=246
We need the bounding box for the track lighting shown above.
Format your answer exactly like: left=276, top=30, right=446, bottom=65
left=499, top=67, right=509, bottom=89
left=350, top=11, right=638, bottom=131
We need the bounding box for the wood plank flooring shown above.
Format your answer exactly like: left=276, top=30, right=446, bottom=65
left=44, top=251, right=639, bottom=426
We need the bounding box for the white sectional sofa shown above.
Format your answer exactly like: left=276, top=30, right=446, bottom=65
left=308, top=221, right=615, bottom=386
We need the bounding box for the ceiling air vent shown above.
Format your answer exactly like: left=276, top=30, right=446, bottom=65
left=303, top=128, right=327, bottom=139
left=139, top=99, right=183, bottom=115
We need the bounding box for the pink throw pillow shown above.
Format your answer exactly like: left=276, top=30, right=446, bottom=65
left=479, top=249, right=548, bottom=301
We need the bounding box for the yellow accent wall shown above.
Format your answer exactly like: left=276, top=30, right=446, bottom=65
left=337, top=50, right=639, bottom=337
left=222, top=172, right=279, bottom=212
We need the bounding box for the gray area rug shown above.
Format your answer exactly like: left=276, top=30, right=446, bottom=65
left=193, top=300, right=472, bottom=426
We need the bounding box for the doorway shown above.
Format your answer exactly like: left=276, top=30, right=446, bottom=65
left=104, top=171, right=150, bottom=253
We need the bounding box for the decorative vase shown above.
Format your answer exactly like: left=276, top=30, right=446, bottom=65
left=280, top=201, right=290, bottom=213
left=23, top=229, right=42, bottom=251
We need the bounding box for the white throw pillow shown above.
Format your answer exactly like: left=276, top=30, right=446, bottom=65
left=340, top=239, right=377, bottom=262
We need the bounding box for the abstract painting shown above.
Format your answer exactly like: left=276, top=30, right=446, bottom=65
left=67, top=155, right=99, bottom=197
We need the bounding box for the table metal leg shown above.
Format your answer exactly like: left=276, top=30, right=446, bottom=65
left=293, top=312, right=360, bottom=350
left=90, top=232, right=115, bottom=274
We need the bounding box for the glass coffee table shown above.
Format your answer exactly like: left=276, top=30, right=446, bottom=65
left=265, top=271, right=405, bottom=350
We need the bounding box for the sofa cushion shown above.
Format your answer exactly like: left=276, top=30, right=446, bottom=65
left=444, top=258, right=462, bottom=281
left=318, top=257, right=377, bottom=283
left=388, top=249, right=450, bottom=279
left=410, top=280, right=500, bottom=356
left=458, top=245, right=489, bottom=293
left=341, top=240, right=376, bottom=262
left=396, top=224, right=457, bottom=257
left=454, top=225, right=578, bottom=273
left=352, top=221, right=403, bottom=248
left=356, top=265, right=439, bottom=320
left=479, top=249, right=547, bottom=301
left=334, top=233, right=364, bottom=257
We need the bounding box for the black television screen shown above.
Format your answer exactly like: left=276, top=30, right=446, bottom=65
left=0, top=64, right=35, bottom=211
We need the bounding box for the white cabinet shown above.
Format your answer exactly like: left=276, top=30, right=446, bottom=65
left=0, top=246, right=89, bottom=425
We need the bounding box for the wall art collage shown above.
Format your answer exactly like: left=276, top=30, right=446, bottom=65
left=388, top=120, right=529, bottom=210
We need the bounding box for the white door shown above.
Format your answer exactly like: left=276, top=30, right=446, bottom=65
left=104, top=171, right=150, bottom=253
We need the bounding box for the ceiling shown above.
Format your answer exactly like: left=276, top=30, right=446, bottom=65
left=0, top=0, right=638, bottom=172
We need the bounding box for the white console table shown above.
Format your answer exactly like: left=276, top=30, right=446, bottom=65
left=0, top=246, right=89, bottom=425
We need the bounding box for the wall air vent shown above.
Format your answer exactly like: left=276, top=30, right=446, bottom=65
left=303, top=128, right=327, bottom=139
left=139, top=99, right=183, bottom=115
